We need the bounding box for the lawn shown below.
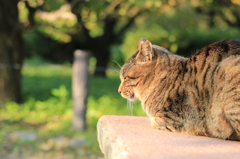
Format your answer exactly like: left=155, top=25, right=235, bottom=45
left=0, top=60, right=145, bottom=159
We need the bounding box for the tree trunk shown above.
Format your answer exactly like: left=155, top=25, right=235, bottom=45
left=0, top=0, right=24, bottom=103
left=72, top=50, right=89, bottom=131
left=93, top=47, right=111, bottom=77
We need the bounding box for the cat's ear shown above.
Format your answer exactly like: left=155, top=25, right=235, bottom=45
left=137, top=38, right=154, bottom=62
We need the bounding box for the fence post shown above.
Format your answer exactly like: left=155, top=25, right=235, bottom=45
left=72, top=50, right=89, bottom=130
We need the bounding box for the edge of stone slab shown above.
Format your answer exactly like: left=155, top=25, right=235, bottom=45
left=96, top=115, right=240, bottom=159
left=97, top=115, right=131, bottom=159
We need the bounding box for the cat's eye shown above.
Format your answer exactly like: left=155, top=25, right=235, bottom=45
left=128, top=76, right=138, bottom=79
left=126, top=76, right=138, bottom=79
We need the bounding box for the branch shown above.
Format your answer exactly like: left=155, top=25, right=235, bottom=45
left=115, top=9, right=145, bottom=38
left=23, top=0, right=42, bottom=31
left=67, top=0, right=88, bottom=10
left=219, top=10, right=240, bottom=28
left=232, top=10, right=240, bottom=26
left=67, top=0, right=92, bottom=42
left=105, top=0, right=123, bottom=16
left=76, top=13, right=92, bottom=42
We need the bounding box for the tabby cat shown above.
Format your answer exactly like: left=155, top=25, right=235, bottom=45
left=118, top=38, right=240, bottom=140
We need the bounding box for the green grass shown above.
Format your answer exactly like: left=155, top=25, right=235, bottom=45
left=0, top=61, right=145, bottom=158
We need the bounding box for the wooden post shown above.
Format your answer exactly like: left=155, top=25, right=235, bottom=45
left=72, top=50, right=89, bottom=130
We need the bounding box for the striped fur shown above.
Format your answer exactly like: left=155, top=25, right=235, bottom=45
left=118, top=38, right=240, bottom=140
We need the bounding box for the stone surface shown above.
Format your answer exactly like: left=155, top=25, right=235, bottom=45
left=40, top=136, right=86, bottom=150
left=97, top=115, right=240, bottom=159
left=6, top=132, right=37, bottom=141
left=69, top=137, right=86, bottom=148
left=50, top=136, right=69, bottom=149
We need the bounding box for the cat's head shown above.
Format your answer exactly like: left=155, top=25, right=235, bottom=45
left=118, top=38, right=159, bottom=101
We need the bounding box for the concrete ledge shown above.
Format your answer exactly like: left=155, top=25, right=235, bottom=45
left=97, top=115, right=240, bottom=159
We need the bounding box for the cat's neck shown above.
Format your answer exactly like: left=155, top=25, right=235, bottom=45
left=155, top=49, right=187, bottom=73
left=141, top=51, right=187, bottom=116
left=154, top=46, right=187, bottom=69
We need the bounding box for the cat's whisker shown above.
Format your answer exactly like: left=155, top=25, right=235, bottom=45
left=112, top=60, right=122, bottom=69
left=127, top=98, right=133, bottom=116
left=110, top=68, right=120, bottom=73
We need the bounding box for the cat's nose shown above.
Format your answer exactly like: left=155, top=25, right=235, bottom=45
left=118, top=90, right=122, bottom=94
left=118, top=87, right=122, bottom=94
left=118, top=84, right=122, bottom=94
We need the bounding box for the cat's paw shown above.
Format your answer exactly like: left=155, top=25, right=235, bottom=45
left=149, top=117, right=166, bottom=130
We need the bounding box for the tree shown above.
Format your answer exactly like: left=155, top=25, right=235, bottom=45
left=193, top=0, right=240, bottom=28
left=19, top=0, right=162, bottom=77
left=67, top=0, right=151, bottom=76
left=0, top=0, right=41, bottom=103
left=0, top=0, right=24, bottom=103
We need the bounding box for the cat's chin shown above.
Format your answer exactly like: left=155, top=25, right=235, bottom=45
left=128, top=94, right=139, bottom=101
left=122, top=95, right=138, bottom=101
left=121, top=92, right=139, bottom=101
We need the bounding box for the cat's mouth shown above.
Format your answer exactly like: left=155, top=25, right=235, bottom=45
left=120, top=91, right=138, bottom=101
left=128, top=93, right=138, bottom=101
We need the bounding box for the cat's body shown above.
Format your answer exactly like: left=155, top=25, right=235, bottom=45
left=118, top=38, right=240, bottom=140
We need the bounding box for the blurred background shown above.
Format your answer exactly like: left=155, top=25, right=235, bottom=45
left=0, top=0, right=240, bottom=158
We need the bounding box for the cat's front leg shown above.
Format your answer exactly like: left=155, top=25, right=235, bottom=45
left=150, top=117, right=176, bottom=132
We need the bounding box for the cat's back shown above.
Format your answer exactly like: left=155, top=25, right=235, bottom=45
left=185, top=40, right=240, bottom=77
left=189, top=40, right=240, bottom=62
left=182, top=40, right=240, bottom=111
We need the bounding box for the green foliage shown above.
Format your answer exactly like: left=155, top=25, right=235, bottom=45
left=2, top=85, right=71, bottom=125
left=18, top=0, right=240, bottom=65
left=24, top=56, right=51, bottom=65
left=23, top=29, right=62, bottom=61
left=121, top=26, right=240, bottom=60
left=175, top=28, right=240, bottom=56
left=0, top=62, right=145, bottom=156
left=1, top=82, right=72, bottom=133
left=43, top=0, right=66, bottom=11
left=119, top=1, right=240, bottom=60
